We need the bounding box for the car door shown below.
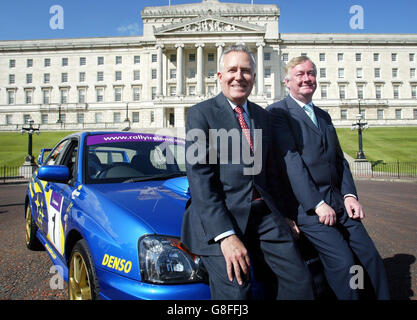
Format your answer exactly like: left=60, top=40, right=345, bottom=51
left=45, top=138, right=79, bottom=257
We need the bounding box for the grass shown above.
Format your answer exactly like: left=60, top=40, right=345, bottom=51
left=0, top=131, right=76, bottom=167
left=336, top=127, right=417, bottom=163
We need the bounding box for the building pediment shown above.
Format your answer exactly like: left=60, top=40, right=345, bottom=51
left=153, top=15, right=265, bottom=36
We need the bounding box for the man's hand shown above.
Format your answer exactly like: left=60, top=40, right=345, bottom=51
left=315, top=202, right=337, bottom=226
left=285, top=218, right=301, bottom=239
left=345, top=196, right=365, bottom=220
left=220, top=235, right=250, bottom=285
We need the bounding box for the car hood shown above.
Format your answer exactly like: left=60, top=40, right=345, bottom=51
left=86, top=177, right=190, bottom=236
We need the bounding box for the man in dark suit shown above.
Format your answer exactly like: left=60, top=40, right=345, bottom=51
left=266, top=56, right=390, bottom=299
left=181, top=45, right=314, bottom=300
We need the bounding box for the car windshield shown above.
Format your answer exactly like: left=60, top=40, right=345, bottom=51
left=85, top=133, right=186, bottom=184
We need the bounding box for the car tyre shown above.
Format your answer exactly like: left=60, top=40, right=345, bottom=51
left=68, top=239, right=100, bottom=300
left=25, top=204, right=44, bottom=251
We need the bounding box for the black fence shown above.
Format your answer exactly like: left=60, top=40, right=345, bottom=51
left=349, top=161, right=417, bottom=180
left=1, top=162, right=417, bottom=184
left=0, top=166, right=36, bottom=184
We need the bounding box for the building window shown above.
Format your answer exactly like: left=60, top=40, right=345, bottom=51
left=113, top=112, right=121, bottom=123
left=357, top=85, right=364, bottom=99
left=338, top=68, right=344, bottom=79
left=319, top=53, right=325, bottom=61
left=78, top=88, right=86, bottom=103
left=413, top=109, right=417, bottom=119
left=95, top=112, right=103, bottom=123
left=265, top=85, right=272, bottom=98
left=356, top=68, right=363, bottom=79
left=150, top=111, right=155, bottom=123
left=208, top=53, right=215, bottom=62
left=189, top=54, right=195, bottom=62
left=116, top=56, right=122, bottom=64
left=98, top=56, right=104, bottom=65
left=411, top=86, right=417, bottom=99
left=114, top=87, right=122, bottom=102
left=151, top=69, right=157, bottom=79
left=208, top=69, right=215, bottom=78
left=377, top=109, right=384, bottom=120
left=340, top=109, right=347, bottom=120
left=410, top=68, right=416, bottom=78
left=41, top=114, right=48, bottom=124
left=44, top=58, right=51, bottom=67
left=301, top=53, right=307, bottom=57
left=320, top=68, right=326, bottom=78
left=27, top=59, right=33, bottom=68
left=26, top=74, right=33, bottom=84
left=169, top=86, right=176, bottom=96
left=60, top=89, right=68, bottom=104
left=62, top=57, right=68, bottom=66
left=61, top=73, right=68, bottom=83
left=79, top=72, right=86, bottom=82
left=189, top=68, right=196, bottom=78
left=320, top=85, right=327, bottom=99
left=151, top=87, right=156, bottom=100
left=393, top=85, right=400, bottom=99
left=170, top=69, right=176, bottom=79
left=97, top=71, right=104, bottom=82
left=373, top=53, right=379, bottom=62
left=375, top=85, right=382, bottom=99
left=77, top=113, right=84, bottom=124
left=80, top=57, right=86, bottom=66
left=6, top=115, right=13, bottom=125
left=9, top=59, right=15, bottom=68
left=355, top=53, right=362, bottom=61
left=25, top=90, right=33, bottom=104
left=115, top=71, right=122, bottom=81
left=337, top=53, right=344, bottom=62
left=42, top=89, right=50, bottom=104
left=151, top=54, right=157, bottom=63
left=132, top=112, right=139, bottom=123
left=188, top=85, right=196, bottom=96
left=374, top=68, right=381, bottom=78
left=8, top=74, right=15, bottom=85
left=96, top=88, right=104, bottom=102
left=169, top=54, right=176, bottom=63
left=264, top=67, right=271, bottom=78
left=395, top=109, right=402, bottom=119
left=23, top=114, right=31, bottom=124
left=392, top=68, right=398, bottom=78
left=339, top=85, right=346, bottom=99
left=410, top=53, right=415, bottom=62
left=133, top=70, right=140, bottom=81
left=391, top=53, right=397, bottom=62
left=44, top=73, right=50, bottom=84
left=132, top=87, right=140, bottom=101
left=134, top=55, right=140, bottom=64
left=282, top=53, right=288, bottom=62
left=264, top=52, right=271, bottom=61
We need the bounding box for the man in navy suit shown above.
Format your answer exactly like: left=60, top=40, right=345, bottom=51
left=266, top=56, right=390, bottom=299
left=181, top=45, right=314, bottom=300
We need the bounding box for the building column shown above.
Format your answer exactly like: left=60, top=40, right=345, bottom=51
left=196, top=43, right=205, bottom=96
left=175, top=43, right=184, bottom=96
left=216, top=42, right=225, bottom=93
left=256, top=42, right=265, bottom=96
left=156, top=44, right=164, bottom=96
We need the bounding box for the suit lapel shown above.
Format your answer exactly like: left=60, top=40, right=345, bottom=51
left=214, top=93, right=240, bottom=132
left=286, top=96, right=322, bottom=136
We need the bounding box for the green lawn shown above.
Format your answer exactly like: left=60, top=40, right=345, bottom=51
left=336, top=127, right=417, bottom=163
left=0, top=131, right=76, bottom=167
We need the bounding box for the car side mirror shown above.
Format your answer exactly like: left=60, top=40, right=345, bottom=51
left=38, top=165, right=70, bottom=183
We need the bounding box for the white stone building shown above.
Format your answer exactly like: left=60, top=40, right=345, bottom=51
left=0, top=0, right=416, bottom=136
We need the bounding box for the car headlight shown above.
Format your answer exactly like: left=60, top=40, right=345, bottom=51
left=138, top=235, right=206, bottom=284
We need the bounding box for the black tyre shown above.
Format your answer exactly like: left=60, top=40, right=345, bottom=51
left=25, top=204, right=44, bottom=251
left=68, top=239, right=100, bottom=300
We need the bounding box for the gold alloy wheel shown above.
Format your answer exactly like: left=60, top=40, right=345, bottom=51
left=69, top=252, right=92, bottom=300
left=25, top=206, right=32, bottom=245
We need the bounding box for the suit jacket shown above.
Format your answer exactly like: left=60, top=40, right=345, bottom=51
left=181, top=93, right=289, bottom=256
left=266, top=95, right=357, bottom=225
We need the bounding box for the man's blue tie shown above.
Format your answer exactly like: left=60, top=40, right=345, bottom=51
left=303, top=103, right=318, bottom=127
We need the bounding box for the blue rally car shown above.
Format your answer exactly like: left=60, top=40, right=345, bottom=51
left=25, top=131, right=211, bottom=300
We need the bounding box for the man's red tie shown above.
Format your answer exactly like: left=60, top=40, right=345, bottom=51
left=234, top=106, right=253, bottom=152
left=234, top=106, right=261, bottom=200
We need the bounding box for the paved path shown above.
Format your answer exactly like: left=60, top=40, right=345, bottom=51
left=0, top=180, right=415, bottom=300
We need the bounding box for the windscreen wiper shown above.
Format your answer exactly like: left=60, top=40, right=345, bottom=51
left=122, top=172, right=186, bottom=183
